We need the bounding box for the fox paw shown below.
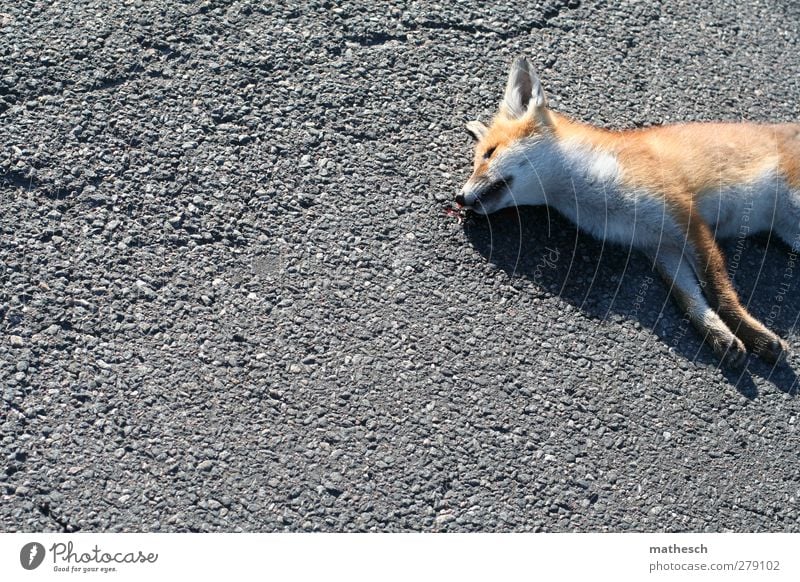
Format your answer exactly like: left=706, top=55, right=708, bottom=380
left=715, top=336, right=747, bottom=369
left=753, top=335, right=789, bottom=365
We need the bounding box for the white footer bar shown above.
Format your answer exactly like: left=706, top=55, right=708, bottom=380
left=2, top=533, right=797, bottom=581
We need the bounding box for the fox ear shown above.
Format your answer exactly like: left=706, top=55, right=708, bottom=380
left=501, top=56, right=547, bottom=120
left=466, top=120, right=488, bottom=141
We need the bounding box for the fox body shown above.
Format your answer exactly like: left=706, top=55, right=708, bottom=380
left=458, top=56, right=800, bottom=367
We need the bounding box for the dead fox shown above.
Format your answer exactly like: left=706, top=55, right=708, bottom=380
left=457, top=56, right=800, bottom=367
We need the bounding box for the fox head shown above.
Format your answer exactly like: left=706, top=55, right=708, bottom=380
left=456, top=56, right=558, bottom=215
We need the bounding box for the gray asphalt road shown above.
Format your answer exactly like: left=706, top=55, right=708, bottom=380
left=2, top=0, right=800, bottom=532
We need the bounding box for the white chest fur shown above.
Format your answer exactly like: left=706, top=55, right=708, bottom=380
left=550, top=142, right=682, bottom=248
left=547, top=142, right=796, bottom=248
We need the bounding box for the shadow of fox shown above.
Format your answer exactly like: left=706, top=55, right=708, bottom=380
left=462, top=206, right=800, bottom=396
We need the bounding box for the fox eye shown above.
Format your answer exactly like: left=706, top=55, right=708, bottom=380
left=483, top=146, right=496, bottom=159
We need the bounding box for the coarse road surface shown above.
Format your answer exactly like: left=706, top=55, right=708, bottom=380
left=2, top=0, right=800, bottom=532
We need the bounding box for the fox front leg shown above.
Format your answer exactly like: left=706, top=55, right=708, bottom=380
left=648, top=246, right=747, bottom=368
left=681, top=209, right=788, bottom=364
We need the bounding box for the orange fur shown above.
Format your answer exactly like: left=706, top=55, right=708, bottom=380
left=478, top=111, right=800, bottom=195
left=472, top=115, right=537, bottom=175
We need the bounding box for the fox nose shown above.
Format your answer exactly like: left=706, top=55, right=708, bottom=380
left=455, top=193, right=465, bottom=206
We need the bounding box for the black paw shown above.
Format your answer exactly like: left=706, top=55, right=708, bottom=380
left=716, top=336, right=747, bottom=369
left=754, top=335, right=789, bottom=365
